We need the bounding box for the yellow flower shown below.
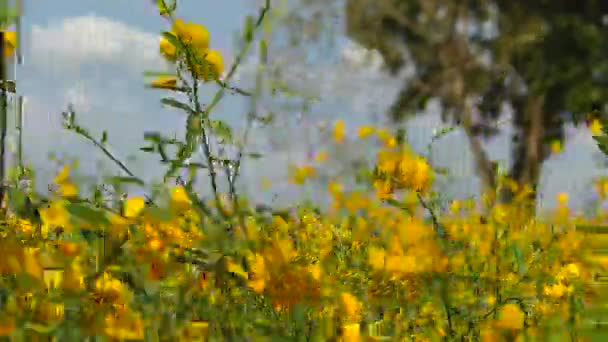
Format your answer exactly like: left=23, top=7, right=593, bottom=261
left=23, top=248, right=43, bottom=280
left=124, top=197, right=145, bottom=218
left=171, top=185, right=191, bottom=212
left=374, top=179, right=393, bottom=200
left=40, top=201, right=71, bottom=233
left=173, top=19, right=209, bottom=50
left=368, top=247, right=386, bottom=270
left=196, top=49, right=224, bottom=81
left=341, top=323, right=361, bottom=341
left=160, top=36, right=177, bottom=60
left=496, top=304, right=524, bottom=330
left=340, top=293, right=363, bottom=323
left=54, top=164, right=78, bottom=198
left=544, top=283, right=568, bottom=298
left=2, top=31, right=16, bottom=57
left=556, top=192, right=568, bottom=205
left=559, top=263, right=580, bottom=279
left=246, top=252, right=266, bottom=293
left=160, top=19, right=210, bottom=61
left=590, top=118, right=603, bottom=135
left=104, top=309, right=144, bottom=340
left=358, top=126, right=375, bottom=138
left=334, top=120, right=346, bottom=143
left=95, top=272, right=130, bottom=303
left=290, top=165, right=316, bottom=185
left=151, top=75, right=178, bottom=90
left=550, top=139, right=562, bottom=153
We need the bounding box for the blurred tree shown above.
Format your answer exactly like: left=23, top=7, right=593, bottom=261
left=342, top=1, right=608, bottom=209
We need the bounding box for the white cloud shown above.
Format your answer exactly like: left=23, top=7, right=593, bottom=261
left=31, top=15, right=164, bottom=74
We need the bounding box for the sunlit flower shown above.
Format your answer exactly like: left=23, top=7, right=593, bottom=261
left=590, top=118, right=603, bottom=135
left=151, top=75, right=178, bottom=90
left=2, top=31, right=16, bottom=57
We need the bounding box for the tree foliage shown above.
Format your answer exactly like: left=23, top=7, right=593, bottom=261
left=345, top=0, right=608, bottom=203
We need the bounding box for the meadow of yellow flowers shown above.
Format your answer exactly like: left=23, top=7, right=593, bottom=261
left=0, top=0, right=607, bottom=341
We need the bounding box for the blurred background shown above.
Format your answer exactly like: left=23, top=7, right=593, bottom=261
left=4, top=0, right=608, bottom=212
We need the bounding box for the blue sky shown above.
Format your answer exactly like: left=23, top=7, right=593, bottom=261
left=6, top=0, right=607, bottom=211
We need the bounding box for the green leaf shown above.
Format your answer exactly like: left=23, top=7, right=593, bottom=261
left=259, top=39, right=268, bottom=64
left=209, top=120, right=233, bottom=141
left=140, top=146, right=155, bottom=153
left=512, top=243, right=527, bottom=275
left=8, top=187, right=26, bottom=211
left=101, top=130, right=108, bottom=144
left=244, top=15, right=254, bottom=42
left=106, top=176, right=145, bottom=186
left=66, top=203, right=110, bottom=225
left=247, top=152, right=263, bottom=159
left=384, top=199, right=413, bottom=215
left=145, top=206, right=173, bottom=221
left=160, top=97, right=194, bottom=114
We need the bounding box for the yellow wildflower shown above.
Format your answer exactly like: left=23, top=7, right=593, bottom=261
left=40, top=201, right=71, bottom=233
left=341, top=323, right=361, bottom=341
left=104, top=309, right=144, bottom=340
left=340, top=293, right=363, bottom=323
left=124, top=197, right=145, bottom=218
left=550, top=139, right=562, bottom=153
left=334, top=120, right=345, bottom=143
left=590, top=118, right=603, bottom=135
left=54, top=164, right=78, bottom=198
left=2, top=31, right=16, bottom=57
left=556, top=192, right=568, bottom=205
left=290, top=165, right=316, bottom=185
left=496, top=304, right=524, bottom=330
left=196, top=49, right=224, bottom=81
left=358, top=125, right=375, bottom=138
left=150, top=75, right=178, bottom=90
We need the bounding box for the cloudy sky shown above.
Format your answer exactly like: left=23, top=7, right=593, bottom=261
left=6, top=0, right=607, bottom=211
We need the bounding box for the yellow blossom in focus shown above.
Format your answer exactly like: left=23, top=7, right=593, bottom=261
left=197, top=49, right=224, bottom=81
left=334, top=120, right=345, bottom=143
left=151, top=75, right=178, bottom=90
left=3, top=31, right=16, bottom=57
left=160, top=36, right=177, bottom=60
left=124, top=197, right=145, bottom=219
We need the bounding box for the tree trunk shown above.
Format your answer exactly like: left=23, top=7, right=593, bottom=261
left=505, top=95, right=546, bottom=215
